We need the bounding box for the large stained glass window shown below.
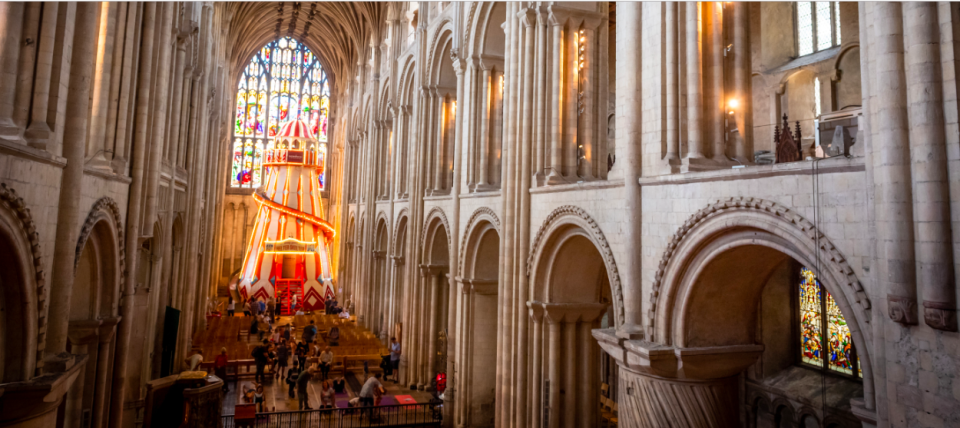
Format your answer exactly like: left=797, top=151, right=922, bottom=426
left=798, top=267, right=861, bottom=378
left=795, top=2, right=841, bottom=57
left=232, top=37, right=330, bottom=188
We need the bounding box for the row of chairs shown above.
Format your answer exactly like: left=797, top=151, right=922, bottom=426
left=600, top=382, right=618, bottom=426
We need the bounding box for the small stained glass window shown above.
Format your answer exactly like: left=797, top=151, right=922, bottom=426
left=232, top=37, right=330, bottom=188
left=796, top=2, right=841, bottom=57
left=798, top=267, right=862, bottom=379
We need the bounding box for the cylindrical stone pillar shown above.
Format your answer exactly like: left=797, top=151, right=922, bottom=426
left=665, top=2, right=681, bottom=166
left=705, top=2, right=726, bottom=162
left=873, top=2, right=918, bottom=324
left=562, top=320, right=577, bottom=428
left=732, top=2, right=754, bottom=163
left=427, top=271, right=441, bottom=383
left=546, top=19, right=564, bottom=184
left=0, top=3, right=25, bottom=138
left=685, top=2, right=706, bottom=160
left=903, top=2, right=956, bottom=331
left=546, top=319, right=561, bottom=428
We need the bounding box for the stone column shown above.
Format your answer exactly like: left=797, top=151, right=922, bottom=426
left=167, top=38, right=187, bottom=163
left=592, top=330, right=763, bottom=428
left=546, top=15, right=564, bottom=185
left=426, top=270, right=441, bottom=382
left=24, top=2, right=59, bottom=147
left=562, top=320, right=577, bottom=428
left=578, top=319, right=599, bottom=427
left=731, top=2, right=754, bottom=164
left=616, top=1, right=645, bottom=340
left=903, top=2, right=956, bottom=331
left=664, top=2, right=681, bottom=172
left=87, top=3, right=119, bottom=169
left=13, top=3, right=40, bottom=132
left=144, top=2, right=176, bottom=235
left=683, top=2, right=710, bottom=170
left=434, top=93, right=445, bottom=192
left=479, top=67, right=493, bottom=187
left=0, top=2, right=24, bottom=139
left=415, top=265, right=429, bottom=388
left=546, top=315, right=561, bottom=428
left=47, top=2, right=102, bottom=355
left=580, top=24, right=596, bottom=180
left=92, top=318, right=120, bottom=428
left=704, top=2, right=727, bottom=163
left=528, top=303, right=544, bottom=428
left=873, top=2, right=918, bottom=324
left=66, top=321, right=100, bottom=428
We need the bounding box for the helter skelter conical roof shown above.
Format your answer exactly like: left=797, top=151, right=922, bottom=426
left=237, top=118, right=335, bottom=309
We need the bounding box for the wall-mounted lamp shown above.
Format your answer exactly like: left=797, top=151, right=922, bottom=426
left=727, top=98, right=739, bottom=115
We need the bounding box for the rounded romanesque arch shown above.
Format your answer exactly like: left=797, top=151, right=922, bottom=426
left=74, top=197, right=124, bottom=318
left=0, top=184, right=46, bottom=381
left=648, top=197, right=875, bottom=409
left=457, top=207, right=500, bottom=276
left=420, top=207, right=451, bottom=265
left=527, top=205, right=624, bottom=328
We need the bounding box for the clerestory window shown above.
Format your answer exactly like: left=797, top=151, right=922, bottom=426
left=796, top=2, right=841, bottom=57
left=232, top=37, right=330, bottom=188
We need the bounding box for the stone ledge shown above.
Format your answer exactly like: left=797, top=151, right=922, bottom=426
left=84, top=167, right=133, bottom=184
left=639, top=155, right=865, bottom=187
left=529, top=178, right=624, bottom=195
left=459, top=190, right=501, bottom=199
left=0, top=139, right=67, bottom=168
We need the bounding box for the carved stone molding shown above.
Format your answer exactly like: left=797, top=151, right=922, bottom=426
left=457, top=206, right=500, bottom=275
left=526, top=205, right=625, bottom=329
left=0, top=183, right=47, bottom=376
left=888, top=295, right=919, bottom=325
left=923, top=301, right=957, bottom=331
left=74, top=198, right=126, bottom=287
left=391, top=207, right=409, bottom=256
left=617, top=368, right=738, bottom=428
left=420, top=206, right=451, bottom=262
left=648, top=197, right=872, bottom=336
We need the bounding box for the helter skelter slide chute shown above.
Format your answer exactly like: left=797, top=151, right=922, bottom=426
left=237, top=119, right=334, bottom=314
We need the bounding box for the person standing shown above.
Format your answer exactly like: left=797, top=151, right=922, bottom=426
left=227, top=298, right=236, bottom=317
left=258, top=299, right=266, bottom=318
left=267, top=296, right=276, bottom=322
left=251, top=340, right=270, bottom=383
left=295, top=341, right=308, bottom=371
left=297, top=366, right=315, bottom=410
left=358, top=373, right=383, bottom=407
left=319, top=347, right=333, bottom=380
left=214, top=348, right=229, bottom=392
left=302, top=319, right=317, bottom=345
left=276, top=339, right=290, bottom=379
left=389, top=337, right=401, bottom=383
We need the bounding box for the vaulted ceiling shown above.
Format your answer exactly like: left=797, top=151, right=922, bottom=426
left=227, top=2, right=383, bottom=94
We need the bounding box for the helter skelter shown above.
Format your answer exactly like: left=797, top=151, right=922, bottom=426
left=237, top=118, right=334, bottom=315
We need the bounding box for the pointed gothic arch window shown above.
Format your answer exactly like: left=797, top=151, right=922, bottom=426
left=798, top=267, right=862, bottom=379
left=232, top=37, right=330, bottom=188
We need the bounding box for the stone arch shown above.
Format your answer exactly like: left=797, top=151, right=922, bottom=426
left=527, top=205, right=624, bottom=327
left=375, top=212, right=390, bottom=250
left=648, top=197, right=874, bottom=407
left=458, top=207, right=500, bottom=276
left=420, top=207, right=451, bottom=265
left=0, top=184, right=45, bottom=381
left=392, top=209, right=409, bottom=257
left=74, top=197, right=124, bottom=318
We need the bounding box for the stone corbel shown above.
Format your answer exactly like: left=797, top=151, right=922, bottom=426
left=372, top=250, right=387, bottom=260
left=888, top=295, right=919, bottom=325
left=67, top=319, right=103, bottom=347
left=527, top=301, right=545, bottom=323
left=540, top=302, right=608, bottom=324
left=469, top=279, right=497, bottom=296
left=98, top=317, right=121, bottom=344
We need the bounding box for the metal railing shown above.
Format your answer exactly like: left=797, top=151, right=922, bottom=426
left=222, top=402, right=442, bottom=428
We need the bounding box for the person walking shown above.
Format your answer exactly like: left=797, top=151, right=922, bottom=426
left=286, top=360, right=301, bottom=399
left=319, top=347, right=333, bottom=380
left=297, top=365, right=316, bottom=410
left=389, top=337, right=401, bottom=382
left=214, top=348, right=229, bottom=392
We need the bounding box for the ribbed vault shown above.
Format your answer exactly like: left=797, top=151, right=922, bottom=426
left=228, top=2, right=383, bottom=95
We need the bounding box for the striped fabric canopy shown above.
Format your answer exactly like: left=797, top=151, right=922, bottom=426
left=276, top=119, right=315, bottom=140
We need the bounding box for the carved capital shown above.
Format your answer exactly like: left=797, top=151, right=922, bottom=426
left=923, top=301, right=957, bottom=331
left=888, top=295, right=919, bottom=325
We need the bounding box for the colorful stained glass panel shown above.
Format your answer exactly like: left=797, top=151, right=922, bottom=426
left=799, top=268, right=823, bottom=367
left=826, top=291, right=854, bottom=375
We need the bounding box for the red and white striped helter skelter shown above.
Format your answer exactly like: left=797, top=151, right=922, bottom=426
left=237, top=119, right=335, bottom=314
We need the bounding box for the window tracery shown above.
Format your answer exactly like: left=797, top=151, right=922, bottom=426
left=232, top=37, right=330, bottom=188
